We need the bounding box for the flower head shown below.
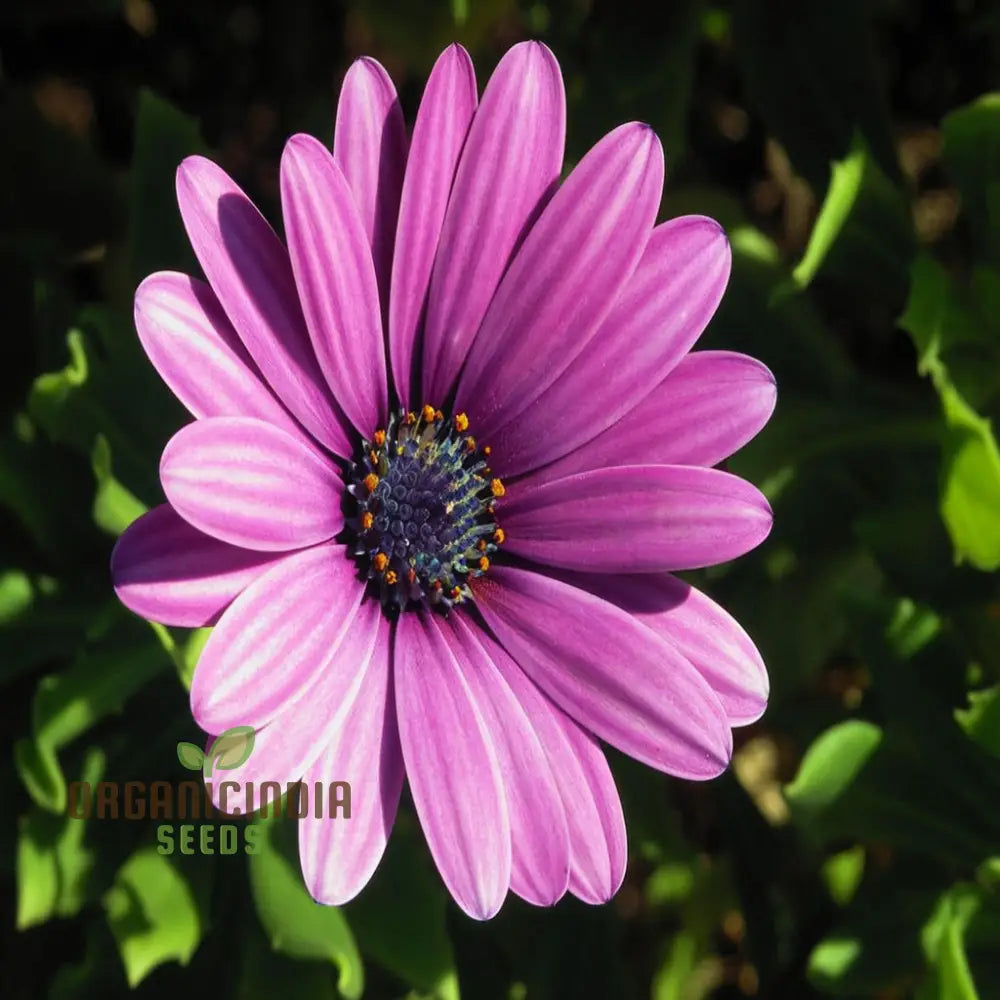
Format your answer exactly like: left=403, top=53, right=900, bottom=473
left=112, top=41, right=776, bottom=919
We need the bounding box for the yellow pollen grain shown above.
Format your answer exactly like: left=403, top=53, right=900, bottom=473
left=422, top=404, right=436, bottom=422
left=464, top=436, right=476, bottom=452
left=385, top=570, right=398, bottom=585
left=373, top=552, right=389, bottom=572
left=373, top=429, right=386, bottom=446
left=363, top=473, right=379, bottom=492
left=454, top=412, right=469, bottom=432
left=404, top=411, right=416, bottom=425
left=477, top=539, right=487, bottom=551
left=368, top=450, right=378, bottom=465
left=483, top=445, right=491, bottom=456
left=493, top=527, right=505, bottom=544
left=450, top=586, right=463, bottom=600
left=490, top=478, right=506, bottom=498
left=478, top=556, right=490, bottom=572
left=361, top=512, right=374, bottom=530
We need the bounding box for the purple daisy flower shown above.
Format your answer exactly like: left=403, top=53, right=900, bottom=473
left=111, top=41, right=776, bottom=919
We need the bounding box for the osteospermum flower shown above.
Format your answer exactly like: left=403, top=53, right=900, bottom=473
left=111, top=41, right=776, bottom=919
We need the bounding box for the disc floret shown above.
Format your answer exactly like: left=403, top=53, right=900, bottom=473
left=346, top=408, right=503, bottom=613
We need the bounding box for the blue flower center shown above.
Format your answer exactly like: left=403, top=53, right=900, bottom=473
left=346, top=406, right=504, bottom=613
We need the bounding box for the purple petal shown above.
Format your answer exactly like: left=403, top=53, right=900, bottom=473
left=563, top=572, right=769, bottom=726
left=487, top=217, right=732, bottom=477
left=444, top=614, right=570, bottom=906
left=394, top=612, right=511, bottom=919
left=160, top=416, right=343, bottom=552
left=190, top=542, right=363, bottom=733
left=471, top=631, right=626, bottom=902
left=300, top=618, right=403, bottom=904
left=421, top=41, right=566, bottom=404
left=204, top=601, right=383, bottom=814
left=134, top=273, right=307, bottom=442
left=334, top=57, right=409, bottom=313
left=111, top=504, right=283, bottom=627
left=525, top=351, right=777, bottom=488
left=456, top=122, right=664, bottom=438
left=475, top=566, right=732, bottom=779
left=500, top=465, right=772, bottom=573
left=280, top=134, right=387, bottom=437
left=175, top=155, right=354, bottom=456
left=389, top=44, right=477, bottom=408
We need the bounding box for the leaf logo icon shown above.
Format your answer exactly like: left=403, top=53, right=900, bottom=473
left=176, top=742, right=205, bottom=771
left=203, top=726, right=255, bottom=777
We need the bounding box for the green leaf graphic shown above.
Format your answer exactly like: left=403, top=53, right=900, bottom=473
left=203, top=726, right=255, bottom=776
left=175, top=742, right=204, bottom=771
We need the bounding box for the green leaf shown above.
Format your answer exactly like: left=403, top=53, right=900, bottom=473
left=248, top=817, right=364, bottom=999
left=16, top=627, right=169, bottom=811
left=128, top=89, right=207, bottom=281
left=942, top=93, right=1000, bottom=263
left=203, top=725, right=255, bottom=776
left=176, top=741, right=205, bottom=771
left=91, top=434, right=146, bottom=536
left=956, top=686, right=1000, bottom=759
left=937, top=381, right=1000, bottom=571
left=16, top=746, right=105, bottom=928
left=921, top=886, right=984, bottom=1000
left=103, top=848, right=204, bottom=987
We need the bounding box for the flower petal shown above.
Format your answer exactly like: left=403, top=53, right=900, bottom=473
left=160, top=416, right=343, bottom=552
left=204, top=600, right=383, bottom=813
left=488, top=217, right=732, bottom=477
left=500, top=465, right=772, bottom=573
left=389, top=44, right=477, bottom=408
left=190, top=542, right=363, bottom=733
left=444, top=614, right=570, bottom=906
left=134, top=272, right=307, bottom=442
left=456, top=122, right=664, bottom=438
left=394, top=612, right=511, bottom=919
left=562, top=572, right=769, bottom=726
left=300, top=616, right=405, bottom=905
left=470, top=633, right=626, bottom=903
left=334, top=57, right=409, bottom=311
left=421, top=41, right=566, bottom=404
left=524, top=351, right=777, bottom=488
left=176, top=155, right=353, bottom=456
left=111, top=504, right=284, bottom=627
left=280, top=134, right=387, bottom=437
left=475, top=566, right=732, bottom=779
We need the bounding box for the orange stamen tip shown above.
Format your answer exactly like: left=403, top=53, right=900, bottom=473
left=422, top=404, right=436, bottom=422
left=483, top=445, right=492, bottom=456
left=407, top=568, right=417, bottom=584
left=361, top=512, right=374, bottom=530
left=404, top=411, right=417, bottom=425
left=454, top=412, right=469, bottom=432
left=363, top=473, right=379, bottom=492
left=490, top=478, right=506, bottom=498
left=368, top=450, right=378, bottom=465
left=385, top=570, right=398, bottom=585
left=373, top=429, right=386, bottom=446
left=477, top=539, right=487, bottom=551
left=493, top=527, right=505, bottom=544
left=431, top=580, right=443, bottom=592
left=450, top=586, right=462, bottom=600
left=373, top=553, right=389, bottom=572
left=464, top=436, right=476, bottom=452
left=478, top=556, right=490, bottom=572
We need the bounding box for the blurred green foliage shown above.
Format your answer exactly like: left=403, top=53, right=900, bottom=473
left=2, top=0, right=1000, bottom=997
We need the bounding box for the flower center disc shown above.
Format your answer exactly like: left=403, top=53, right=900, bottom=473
left=346, top=406, right=505, bottom=614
